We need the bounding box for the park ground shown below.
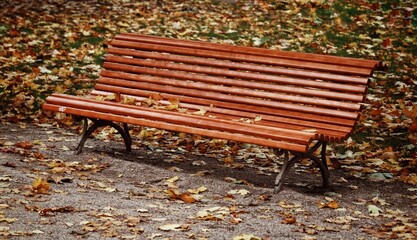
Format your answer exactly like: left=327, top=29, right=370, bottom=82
left=1, top=0, right=417, bottom=239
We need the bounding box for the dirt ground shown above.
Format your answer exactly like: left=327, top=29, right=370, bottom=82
left=1, top=122, right=416, bottom=239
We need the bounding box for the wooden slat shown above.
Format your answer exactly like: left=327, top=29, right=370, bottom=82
left=45, top=94, right=315, bottom=145
left=97, top=76, right=360, bottom=119
left=89, top=90, right=351, bottom=142
left=101, top=68, right=364, bottom=101
left=93, top=84, right=358, bottom=126
left=110, top=39, right=374, bottom=76
left=116, top=33, right=381, bottom=70
left=90, top=89, right=352, bottom=133
left=108, top=47, right=370, bottom=86
left=99, top=69, right=361, bottom=110
left=104, top=56, right=368, bottom=95
left=43, top=103, right=310, bottom=152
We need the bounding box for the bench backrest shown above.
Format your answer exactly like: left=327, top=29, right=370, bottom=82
left=92, top=33, right=381, bottom=143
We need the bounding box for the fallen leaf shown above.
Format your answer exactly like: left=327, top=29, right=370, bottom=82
left=32, top=177, right=50, bottom=194
left=164, top=98, right=180, bottom=110
left=158, top=223, right=189, bottom=231
left=282, top=215, right=297, bottom=224
left=232, top=234, right=261, bottom=240
left=39, top=206, right=76, bottom=216
left=166, top=176, right=180, bottom=183
left=318, top=200, right=340, bottom=209
left=188, top=186, right=207, bottom=194
left=166, top=189, right=197, bottom=203
left=228, top=189, right=250, bottom=196
left=15, top=141, right=33, bottom=149
left=0, top=217, right=18, bottom=223
left=191, top=108, right=207, bottom=116
left=368, top=204, right=383, bottom=216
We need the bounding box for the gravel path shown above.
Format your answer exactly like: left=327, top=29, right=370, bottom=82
left=1, top=122, right=416, bottom=239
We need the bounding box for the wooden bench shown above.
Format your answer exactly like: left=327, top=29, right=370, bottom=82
left=42, top=33, right=383, bottom=192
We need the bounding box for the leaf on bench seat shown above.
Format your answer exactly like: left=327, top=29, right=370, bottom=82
left=238, top=116, right=262, bottom=124
left=142, top=96, right=160, bottom=107
left=164, top=99, right=180, bottom=111
left=254, top=115, right=262, bottom=122
left=303, top=129, right=318, bottom=133
left=120, top=96, right=136, bottom=105
left=191, top=108, right=207, bottom=116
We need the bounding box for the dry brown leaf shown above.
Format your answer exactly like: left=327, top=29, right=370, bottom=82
left=15, top=141, right=33, bottom=149
left=282, top=215, right=297, bottom=224
left=318, top=200, right=340, bottom=209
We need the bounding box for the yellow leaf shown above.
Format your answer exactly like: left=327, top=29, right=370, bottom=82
left=368, top=204, right=383, bottom=216
left=166, top=176, right=179, bottom=183
left=188, top=186, right=208, bottom=194
left=159, top=224, right=189, bottom=231
left=105, top=93, right=116, bottom=101
left=303, top=129, right=317, bottom=133
left=233, top=234, right=261, bottom=240
left=191, top=108, right=207, bottom=116
left=32, top=177, right=50, bottom=194
left=164, top=99, right=180, bottom=110
left=121, top=96, right=136, bottom=105
left=95, top=95, right=105, bottom=101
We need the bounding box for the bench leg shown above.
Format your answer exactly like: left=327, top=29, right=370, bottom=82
left=273, top=141, right=329, bottom=193
left=75, top=118, right=132, bottom=154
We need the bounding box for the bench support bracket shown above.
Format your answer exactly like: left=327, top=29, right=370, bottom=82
left=273, top=141, right=329, bottom=193
left=75, top=118, right=132, bottom=154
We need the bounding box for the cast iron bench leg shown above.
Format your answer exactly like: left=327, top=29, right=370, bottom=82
left=274, top=141, right=329, bottom=193
left=75, top=118, right=132, bottom=154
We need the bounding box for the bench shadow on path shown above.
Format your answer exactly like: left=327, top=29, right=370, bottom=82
left=89, top=143, right=415, bottom=207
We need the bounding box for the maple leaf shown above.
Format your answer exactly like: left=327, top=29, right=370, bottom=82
left=164, top=98, right=180, bottom=110
left=408, top=119, right=417, bottom=133
left=32, top=177, right=50, bottom=194
left=381, top=38, right=392, bottom=49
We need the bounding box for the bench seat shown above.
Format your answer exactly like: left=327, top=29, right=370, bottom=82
left=42, top=33, right=383, bottom=192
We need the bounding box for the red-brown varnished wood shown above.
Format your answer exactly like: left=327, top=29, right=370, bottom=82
left=43, top=33, right=380, bottom=154
left=45, top=94, right=315, bottom=148
left=99, top=68, right=362, bottom=111
left=116, top=33, right=382, bottom=70
left=110, top=39, right=374, bottom=76
left=92, top=84, right=358, bottom=126
left=88, top=90, right=351, bottom=142
left=107, top=47, right=370, bottom=86
left=43, top=103, right=310, bottom=152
